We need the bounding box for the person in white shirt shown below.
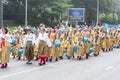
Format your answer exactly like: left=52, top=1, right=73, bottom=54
left=36, top=24, right=51, bottom=65
left=24, top=28, right=35, bottom=64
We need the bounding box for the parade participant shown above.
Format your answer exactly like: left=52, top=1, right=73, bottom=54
left=52, top=34, right=59, bottom=61
left=12, top=27, right=22, bottom=59
left=102, top=31, right=108, bottom=52
left=24, top=27, right=35, bottom=64
left=58, top=36, right=65, bottom=59
left=0, top=27, right=12, bottom=68
left=77, top=36, right=84, bottom=60
left=111, top=32, right=115, bottom=50
left=46, top=45, right=52, bottom=62
left=108, top=32, right=114, bottom=51
left=47, top=29, right=54, bottom=62
left=93, top=32, right=100, bottom=56
left=114, top=32, right=120, bottom=48
left=83, top=29, right=90, bottom=59
left=12, top=32, right=18, bottom=59
left=36, top=24, right=51, bottom=65
left=34, top=35, right=39, bottom=61
left=0, top=30, right=2, bottom=64
left=66, top=35, right=74, bottom=59
left=17, top=29, right=23, bottom=60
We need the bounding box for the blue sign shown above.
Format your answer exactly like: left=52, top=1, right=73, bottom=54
left=69, top=8, right=85, bottom=22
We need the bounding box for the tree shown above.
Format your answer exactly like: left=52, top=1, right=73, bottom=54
left=99, top=13, right=118, bottom=24
left=3, top=0, right=120, bottom=26
left=27, top=0, right=73, bottom=27
left=71, top=0, right=119, bottom=24
left=4, top=0, right=25, bottom=24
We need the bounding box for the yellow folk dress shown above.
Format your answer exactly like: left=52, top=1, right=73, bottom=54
left=66, top=40, right=74, bottom=57
left=17, top=39, right=23, bottom=56
left=115, top=34, right=120, bottom=47
left=77, top=41, right=84, bottom=57
left=83, top=38, right=91, bottom=54
left=52, top=39, right=59, bottom=58
left=93, top=36, right=100, bottom=55
left=102, top=36, right=107, bottom=49
left=1, top=35, right=11, bottom=64
left=58, top=40, right=65, bottom=57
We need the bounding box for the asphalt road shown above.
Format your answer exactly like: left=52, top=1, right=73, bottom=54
left=0, top=49, right=120, bottom=80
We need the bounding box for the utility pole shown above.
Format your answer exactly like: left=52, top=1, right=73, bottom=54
left=0, top=0, right=3, bottom=28
left=25, top=0, right=27, bottom=27
left=97, top=0, right=99, bottom=26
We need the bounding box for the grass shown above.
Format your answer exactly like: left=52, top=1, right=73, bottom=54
left=8, top=26, right=15, bottom=33
left=8, top=25, right=24, bottom=33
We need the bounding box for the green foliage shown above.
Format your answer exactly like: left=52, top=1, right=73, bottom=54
left=27, top=0, right=73, bottom=27
left=99, top=13, right=118, bottom=24
left=71, top=0, right=119, bottom=24
left=99, top=13, right=106, bottom=22
left=4, top=0, right=120, bottom=26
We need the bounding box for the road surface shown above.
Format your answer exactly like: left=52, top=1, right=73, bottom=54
left=0, top=49, right=120, bottom=80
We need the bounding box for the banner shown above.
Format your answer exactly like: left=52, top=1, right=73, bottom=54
left=104, top=23, right=120, bottom=30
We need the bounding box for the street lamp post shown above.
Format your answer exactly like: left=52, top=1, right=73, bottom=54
left=25, top=0, right=28, bottom=27
left=97, top=0, right=99, bottom=26
left=0, top=0, right=3, bottom=28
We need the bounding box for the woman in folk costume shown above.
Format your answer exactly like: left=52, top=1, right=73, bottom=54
left=17, top=28, right=24, bottom=60
left=83, top=29, right=90, bottom=59
left=93, top=32, right=100, bottom=56
left=36, top=24, right=51, bottom=65
left=47, top=29, right=55, bottom=62
left=66, top=35, right=74, bottom=59
left=34, top=35, right=39, bottom=61
left=77, top=36, right=84, bottom=60
left=51, top=34, right=60, bottom=61
left=58, top=36, right=65, bottom=59
left=48, top=29, right=54, bottom=42
left=99, top=29, right=104, bottom=49
left=45, top=44, right=52, bottom=62
left=0, top=30, right=2, bottom=63
left=101, top=31, right=108, bottom=52
left=107, top=31, right=112, bottom=51
left=114, top=31, right=120, bottom=48
left=12, top=31, right=23, bottom=60
left=108, top=31, right=114, bottom=51
left=0, top=27, right=12, bottom=68
left=24, top=27, right=35, bottom=64
left=12, top=32, right=18, bottom=59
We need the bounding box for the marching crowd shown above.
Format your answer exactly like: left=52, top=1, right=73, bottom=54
left=0, top=23, right=120, bottom=69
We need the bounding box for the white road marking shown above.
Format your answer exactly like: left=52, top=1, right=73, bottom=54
left=0, top=60, right=69, bottom=79
left=105, top=66, right=113, bottom=71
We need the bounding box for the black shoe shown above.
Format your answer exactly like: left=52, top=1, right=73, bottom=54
left=46, top=58, right=48, bottom=62
left=94, top=54, right=98, bottom=56
left=18, top=57, right=21, bottom=60
left=78, top=57, right=81, bottom=60
left=59, top=56, right=63, bottom=59
left=13, top=56, right=15, bottom=59
left=43, top=62, right=46, bottom=65
left=68, top=57, right=70, bottom=59
left=35, top=58, right=39, bottom=61
left=38, top=63, right=42, bottom=66
left=26, top=61, right=32, bottom=64
left=73, top=55, right=75, bottom=58
left=55, top=58, right=58, bottom=61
